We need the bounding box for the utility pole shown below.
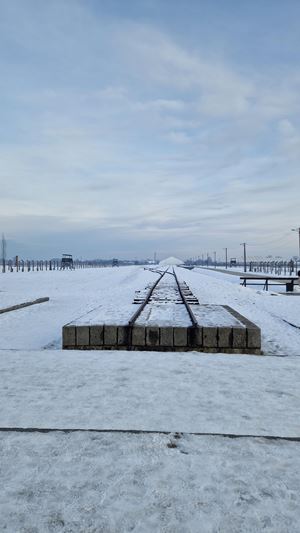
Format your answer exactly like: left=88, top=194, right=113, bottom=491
left=223, top=247, right=228, bottom=269
left=240, top=242, right=247, bottom=272
left=207, top=252, right=209, bottom=267
left=1, top=233, right=6, bottom=273
left=291, top=227, right=300, bottom=259
left=213, top=251, right=216, bottom=268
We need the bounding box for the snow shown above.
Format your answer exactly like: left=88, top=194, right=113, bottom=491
left=199, top=266, right=300, bottom=293
left=192, top=305, right=245, bottom=327
left=1, top=266, right=300, bottom=531
left=159, top=256, right=184, bottom=265
left=1, top=431, right=300, bottom=533
left=69, top=272, right=249, bottom=328
left=177, top=268, right=300, bottom=356
left=1, top=265, right=299, bottom=354
left=0, top=350, right=299, bottom=436
left=70, top=303, right=135, bottom=326
left=136, top=276, right=191, bottom=326
left=136, top=302, right=190, bottom=326
left=0, top=266, right=156, bottom=348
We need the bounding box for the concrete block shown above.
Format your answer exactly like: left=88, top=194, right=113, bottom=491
left=160, top=327, right=173, bottom=347
left=188, top=327, right=202, bottom=347
left=194, top=326, right=203, bottom=347
left=203, top=327, right=218, bottom=348
left=232, top=327, right=247, bottom=349
left=223, top=305, right=258, bottom=330
left=63, top=325, right=76, bottom=347
left=76, top=326, right=90, bottom=346
left=247, top=327, right=261, bottom=349
left=174, top=327, right=187, bottom=347
left=218, top=327, right=232, bottom=348
left=146, top=327, right=160, bottom=346
left=117, top=326, right=129, bottom=346
left=104, top=325, right=118, bottom=346
left=90, top=325, right=104, bottom=346
left=132, top=326, right=145, bottom=346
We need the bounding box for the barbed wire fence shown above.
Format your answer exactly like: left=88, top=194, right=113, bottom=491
left=248, top=260, right=299, bottom=275
left=0, top=258, right=131, bottom=273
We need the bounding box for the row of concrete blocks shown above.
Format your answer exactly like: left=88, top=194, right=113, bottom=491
left=63, top=309, right=261, bottom=355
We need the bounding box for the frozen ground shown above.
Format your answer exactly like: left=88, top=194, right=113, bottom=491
left=1, top=265, right=300, bottom=354
left=1, top=431, right=299, bottom=533
left=199, top=265, right=300, bottom=293
left=0, top=350, right=299, bottom=436
left=1, top=266, right=300, bottom=531
left=178, top=267, right=300, bottom=356
left=0, top=266, right=155, bottom=349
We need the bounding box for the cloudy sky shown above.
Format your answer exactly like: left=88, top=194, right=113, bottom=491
left=1, top=0, right=300, bottom=260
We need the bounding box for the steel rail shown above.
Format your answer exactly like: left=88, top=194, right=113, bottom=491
left=144, top=268, right=168, bottom=276
left=0, top=426, right=299, bottom=442
left=126, top=268, right=168, bottom=350
left=127, top=266, right=197, bottom=349
left=144, top=267, right=174, bottom=276
left=172, top=267, right=199, bottom=328
left=128, top=268, right=168, bottom=327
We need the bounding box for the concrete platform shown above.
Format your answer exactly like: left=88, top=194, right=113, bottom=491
left=63, top=305, right=262, bottom=355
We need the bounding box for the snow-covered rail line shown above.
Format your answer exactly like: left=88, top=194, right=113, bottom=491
left=1, top=426, right=300, bottom=442
left=63, top=267, right=262, bottom=354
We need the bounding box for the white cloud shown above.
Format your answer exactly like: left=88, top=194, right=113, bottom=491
left=278, top=119, right=295, bottom=136
left=0, top=4, right=300, bottom=258
left=166, top=131, right=191, bottom=144
left=115, top=22, right=300, bottom=125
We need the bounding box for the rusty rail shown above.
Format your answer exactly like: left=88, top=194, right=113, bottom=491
left=172, top=268, right=198, bottom=327
left=128, top=269, right=168, bottom=327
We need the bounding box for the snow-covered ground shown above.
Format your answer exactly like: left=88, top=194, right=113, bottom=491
left=0, top=266, right=155, bottom=349
left=1, top=265, right=300, bottom=354
left=178, top=267, right=300, bottom=356
left=200, top=265, right=300, bottom=291
left=0, top=350, right=299, bottom=436
left=1, top=431, right=299, bottom=533
left=1, top=266, right=300, bottom=531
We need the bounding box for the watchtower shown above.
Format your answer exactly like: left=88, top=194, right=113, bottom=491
left=60, top=254, right=74, bottom=270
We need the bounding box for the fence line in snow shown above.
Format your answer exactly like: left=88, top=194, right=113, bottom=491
left=248, top=260, right=299, bottom=275
left=1, top=259, right=120, bottom=273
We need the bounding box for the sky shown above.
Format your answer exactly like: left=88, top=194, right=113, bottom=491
left=0, top=0, right=300, bottom=261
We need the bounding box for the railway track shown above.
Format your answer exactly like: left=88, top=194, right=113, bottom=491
left=63, top=267, right=262, bottom=354
left=124, top=267, right=200, bottom=350
left=129, top=267, right=199, bottom=328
